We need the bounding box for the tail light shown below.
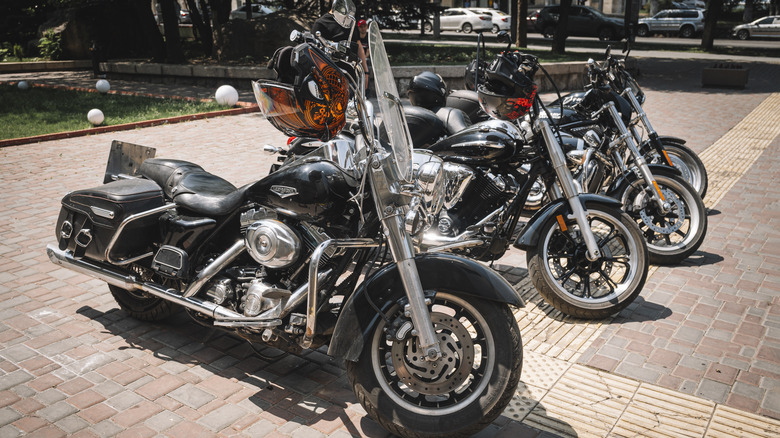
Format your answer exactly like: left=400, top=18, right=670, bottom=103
left=480, top=16, right=490, bottom=21
left=502, top=18, right=508, bottom=22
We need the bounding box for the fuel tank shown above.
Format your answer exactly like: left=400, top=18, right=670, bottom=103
left=422, top=119, right=521, bottom=166
left=246, top=156, right=360, bottom=224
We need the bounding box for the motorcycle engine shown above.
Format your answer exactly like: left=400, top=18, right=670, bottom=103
left=437, top=167, right=517, bottom=236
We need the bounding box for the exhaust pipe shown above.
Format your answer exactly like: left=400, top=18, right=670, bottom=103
left=46, top=244, right=243, bottom=320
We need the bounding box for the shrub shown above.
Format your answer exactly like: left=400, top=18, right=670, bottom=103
left=38, top=29, right=62, bottom=60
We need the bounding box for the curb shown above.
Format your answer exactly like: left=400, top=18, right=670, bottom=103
left=0, top=81, right=259, bottom=148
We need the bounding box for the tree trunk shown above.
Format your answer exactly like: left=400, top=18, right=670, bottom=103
left=650, top=0, right=659, bottom=16
left=510, top=0, right=518, bottom=44
left=130, top=0, right=165, bottom=62
left=159, top=0, right=184, bottom=62
left=743, top=0, right=755, bottom=23
left=552, top=0, right=572, bottom=55
left=701, top=0, right=724, bottom=51
left=208, top=0, right=232, bottom=59
left=185, top=0, right=213, bottom=56
left=518, top=0, right=528, bottom=48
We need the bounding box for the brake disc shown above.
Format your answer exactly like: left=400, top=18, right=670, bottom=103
left=391, top=312, right=474, bottom=396
left=639, top=187, right=685, bottom=234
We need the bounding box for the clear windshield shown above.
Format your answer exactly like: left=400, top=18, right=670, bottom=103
left=368, top=21, right=414, bottom=181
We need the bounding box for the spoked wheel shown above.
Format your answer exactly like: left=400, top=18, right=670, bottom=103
left=346, top=293, right=522, bottom=438
left=646, top=141, right=708, bottom=199
left=619, top=169, right=707, bottom=265
left=527, top=204, right=648, bottom=319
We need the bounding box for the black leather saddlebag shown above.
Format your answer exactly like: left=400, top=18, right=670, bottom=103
left=56, top=179, right=165, bottom=262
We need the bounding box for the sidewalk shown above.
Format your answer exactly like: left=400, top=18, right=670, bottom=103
left=0, top=56, right=779, bottom=437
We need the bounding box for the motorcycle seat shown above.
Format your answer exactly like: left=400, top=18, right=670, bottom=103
left=139, top=158, right=245, bottom=216
left=434, top=107, right=472, bottom=135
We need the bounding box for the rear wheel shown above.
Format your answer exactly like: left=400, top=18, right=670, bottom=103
left=637, top=25, right=650, bottom=37
left=347, top=293, right=522, bottom=438
left=598, top=27, right=615, bottom=41
left=424, top=21, right=433, bottom=33
left=492, top=24, right=499, bottom=33
left=462, top=22, right=473, bottom=33
left=526, top=204, right=648, bottom=319
left=679, top=25, right=695, bottom=38
left=109, top=284, right=177, bottom=321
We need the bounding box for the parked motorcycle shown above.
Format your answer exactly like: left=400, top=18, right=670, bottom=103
left=46, top=4, right=523, bottom=437
left=542, top=53, right=708, bottom=265
left=553, top=46, right=708, bottom=199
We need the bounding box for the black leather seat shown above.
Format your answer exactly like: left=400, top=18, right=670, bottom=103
left=139, top=158, right=245, bottom=216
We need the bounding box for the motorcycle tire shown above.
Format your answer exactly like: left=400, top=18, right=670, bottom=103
left=108, top=284, right=177, bottom=322
left=648, top=141, right=709, bottom=200
left=527, top=204, right=648, bottom=319
left=346, top=293, right=522, bottom=438
left=618, top=169, right=707, bottom=265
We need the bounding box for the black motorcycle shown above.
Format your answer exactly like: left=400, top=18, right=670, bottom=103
left=46, top=5, right=524, bottom=438
left=284, top=42, right=650, bottom=320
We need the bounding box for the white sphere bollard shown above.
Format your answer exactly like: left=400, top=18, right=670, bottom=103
left=96, top=79, right=110, bottom=94
left=17, top=81, right=29, bottom=90
left=87, top=108, right=105, bottom=126
left=215, top=85, right=239, bottom=106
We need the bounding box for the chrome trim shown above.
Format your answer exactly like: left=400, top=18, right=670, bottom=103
left=46, top=244, right=243, bottom=320
left=303, top=238, right=377, bottom=348
left=183, top=240, right=246, bottom=298
left=104, top=204, right=177, bottom=265
left=90, top=206, right=115, bottom=219
left=452, top=140, right=504, bottom=149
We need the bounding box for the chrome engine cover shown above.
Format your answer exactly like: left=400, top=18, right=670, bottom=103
left=244, top=219, right=301, bottom=269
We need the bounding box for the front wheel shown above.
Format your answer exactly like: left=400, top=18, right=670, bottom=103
left=737, top=29, right=750, bottom=40
left=423, top=21, right=433, bottom=33
left=646, top=141, right=708, bottom=199
left=618, top=171, right=707, bottom=265
left=527, top=204, right=648, bottom=319
left=347, top=293, right=522, bottom=438
left=598, top=27, right=615, bottom=41
left=543, top=25, right=555, bottom=38
left=637, top=25, right=650, bottom=37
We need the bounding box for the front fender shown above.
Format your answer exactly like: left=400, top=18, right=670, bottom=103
left=607, top=163, right=682, bottom=198
left=513, top=194, right=622, bottom=251
left=328, top=252, right=522, bottom=361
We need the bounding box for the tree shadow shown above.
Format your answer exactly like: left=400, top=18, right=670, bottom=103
left=75, top=305, right=379, bottom=437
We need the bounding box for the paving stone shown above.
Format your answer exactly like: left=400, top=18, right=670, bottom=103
left=198, top=404, right=248, bottom=432
left=0, top=407, right=22, bottom=427
left=168, top=384, right=216, bottom=410
left=37, top=400, right=78, bottom=423
left=696, top=379, right=731, bottom=404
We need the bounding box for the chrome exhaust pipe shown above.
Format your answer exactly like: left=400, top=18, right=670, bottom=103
left=46, top=244, right=244, bottom=320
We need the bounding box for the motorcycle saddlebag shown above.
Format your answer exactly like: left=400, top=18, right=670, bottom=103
left=55, top=178, right=165, bottom=262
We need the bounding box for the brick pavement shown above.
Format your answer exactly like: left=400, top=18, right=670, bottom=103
left=1, top=56, right=780, bottom=437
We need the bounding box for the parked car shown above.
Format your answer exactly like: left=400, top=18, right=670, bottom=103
left=732, top=15, right=780, bottom=40
left=439, top=8, right=493, bottom=33
left=469, top=8, right=511, bottom=33
left=372, top=12, right=421, bottom=30
left=229, top=4, right=275, bottom=20
left=637, top=8, right=705, bottom=38
left=672, top=1, right=706, bottom=9
left=535, top=5, right=624, bottom=41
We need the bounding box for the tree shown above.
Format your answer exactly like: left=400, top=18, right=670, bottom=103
left=158, top=0, right=184, bottom=62
left=701, top=0, right=725, bottom=50
left=185, top=0, right=213, bottom=56
left=552, top=0, right=572, bottom=55
left=517, top=0, right=529, bottom=48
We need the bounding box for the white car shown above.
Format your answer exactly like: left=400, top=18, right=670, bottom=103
left=732, top=15, right=780, bottom=40
left=439, top=8, right=492, bottom=33
left=229, top=4, right=275, bottom=20
left=469, top=8, right=511, bottom=33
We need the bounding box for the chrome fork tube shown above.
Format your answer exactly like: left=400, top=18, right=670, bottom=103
left=537, top=118, right=601, bottom=261
left=604, top=102, right=670, bottom=213
left=623, top=88, right=657, bottom=136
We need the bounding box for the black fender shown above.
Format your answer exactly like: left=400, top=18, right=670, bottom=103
left=328, top=252, right=523, bottom=362
left=513, top=194, right=623, bottom=251
left=656, top=135, right=686, bottom=145
left=606, top=163, right=683, bottom=198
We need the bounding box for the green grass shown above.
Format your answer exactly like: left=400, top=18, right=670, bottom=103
left=0, top=84, right=226, bottom=140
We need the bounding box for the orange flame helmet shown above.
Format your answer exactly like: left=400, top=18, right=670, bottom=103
left=253, top=44, right=349, bottom=140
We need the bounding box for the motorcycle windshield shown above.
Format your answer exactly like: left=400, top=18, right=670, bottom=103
left=368, top=21, right=413, bottom=181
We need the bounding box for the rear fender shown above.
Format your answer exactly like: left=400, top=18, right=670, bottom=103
left=328, top=252, right=523, bottom=361
left=513, top=194, right=622, bottom=251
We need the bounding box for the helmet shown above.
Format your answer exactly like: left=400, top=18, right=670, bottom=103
left=252, top=43, right=349, bottom=141
left=477, top=52, right=538, bottom=121
left=407, top=71, right=447, bottom=110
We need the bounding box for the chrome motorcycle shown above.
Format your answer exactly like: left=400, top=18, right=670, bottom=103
left=46, top=3, right=523, bottom=437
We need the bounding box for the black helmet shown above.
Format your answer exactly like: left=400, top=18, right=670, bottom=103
left=477, top=52, right=537, bottom=121
left=252, top=43, right=349, bottom=141
left=407, top=71, right=447, bottom=110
